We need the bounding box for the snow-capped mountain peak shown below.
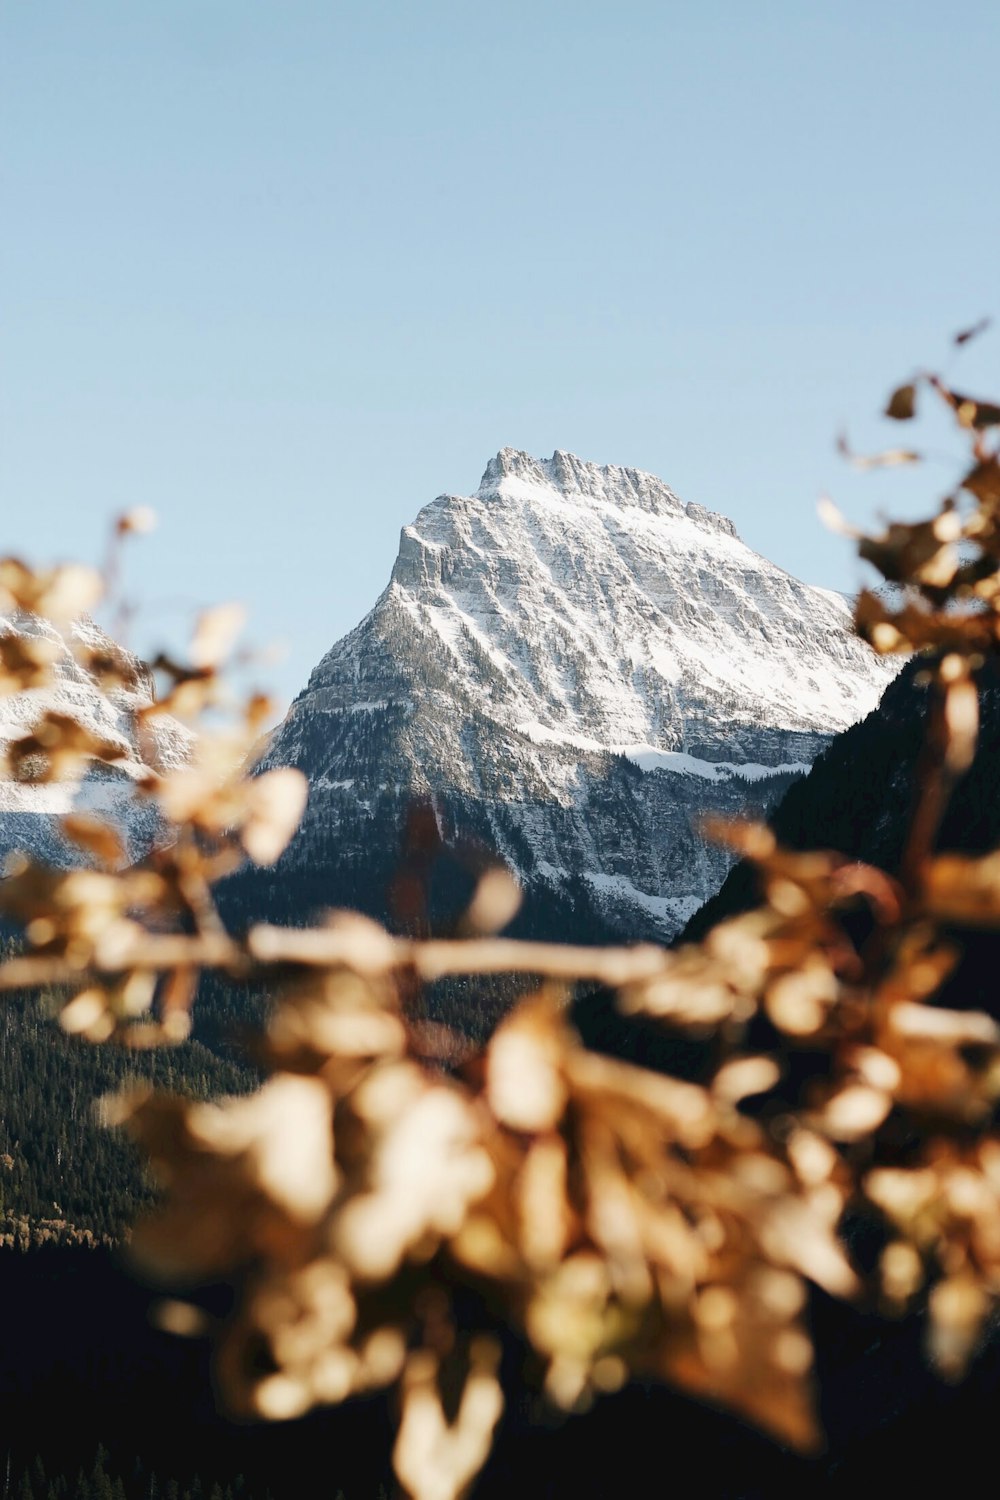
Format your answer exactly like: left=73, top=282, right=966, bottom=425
left=250, top=450, right=896, bottom=942
left=476, top=447, right=736, bottom=533
left=386, top=448, right=890, bottom=762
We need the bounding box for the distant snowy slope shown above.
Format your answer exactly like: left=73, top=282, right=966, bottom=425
left=0, top=611, right=189, bottom=866
left=234, top=450, right=897, bottom=942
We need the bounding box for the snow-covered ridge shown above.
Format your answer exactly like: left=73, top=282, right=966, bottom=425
left=384, top=447, right=893, bottom=754
left=477, top=448, right=739, bottom=534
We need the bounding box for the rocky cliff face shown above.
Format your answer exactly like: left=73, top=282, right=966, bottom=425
left=0, top=611, right=190, bottom=866
left=240, top=450, right=896, bottom=942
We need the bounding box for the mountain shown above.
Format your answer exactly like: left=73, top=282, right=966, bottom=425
left=231, top=449, right=895, bottom=944
left=0, top=610, right=189, bottom=867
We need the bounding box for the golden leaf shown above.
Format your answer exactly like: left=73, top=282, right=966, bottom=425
left=241, top=767, right=309, bottom=865
left=486, top=1003, right=569, bottom=1134
left=60, top=989, right=116, bottom=1042
left=393, top=1342, right=504, bottom=1500
left=190, top=602, right=246, bottom=669
left=928, top=1273, right=988, bottom=1379
left=766, top=961, right=839, bottom=1036
left=462, top=866, right=522, bottom=935
left=813, top=1084, right=891, bottom=1142
left=0, top=559, right=103, bottom=621
left=61, top=814, right=125, bottom=870
left=816, top=496, right=858, bottom=537
left=941, top=666, right=979, bottom=774
left=712, top=1056, right=781, bottom=1104
left=923, top=852, right=1000, bottom=926
left=837, top=433, right=922, bottom=469
left=334, top=1075, right=494, bottom=1280
left=865, top=1167, right=939, bottom=1228
left=880, top=1241, right=923, bottom=1305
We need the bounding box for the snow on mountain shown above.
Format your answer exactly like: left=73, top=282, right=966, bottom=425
left=246, top=449, right=897, bottom=943
left=0, top=611, right=190, bottom=866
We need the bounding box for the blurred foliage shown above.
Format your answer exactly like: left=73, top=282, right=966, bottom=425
left=5, top=326, right=1000, bottom=1497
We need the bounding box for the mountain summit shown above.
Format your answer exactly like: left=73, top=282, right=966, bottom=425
left=241, top=451, right=897, bottom=941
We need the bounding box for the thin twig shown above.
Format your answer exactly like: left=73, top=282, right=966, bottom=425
left=0, top=923, right=670, bottom=995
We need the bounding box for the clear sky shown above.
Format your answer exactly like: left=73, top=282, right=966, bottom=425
left=3, top=1, right=999, bottom=710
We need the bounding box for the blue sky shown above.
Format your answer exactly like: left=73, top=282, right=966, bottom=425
left=3, top=1, right=999, bottom=708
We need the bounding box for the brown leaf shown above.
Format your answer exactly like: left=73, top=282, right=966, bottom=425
left=660, top=1273, right=822, bottom=1452
left=855, top=589, right=999, bottom=657
left=933, top=377, right=1000, bottom=431
left=885, top=383, right=917, bottom=421
left=953, top=393, right=1000, bottom=431
left=857, top=509, right=962, bottom=589
left=0, top=632, right=59, bottom=695
left=61, top=815, right=125, bottom=870
left=961, top=457, right=1000, bottom=507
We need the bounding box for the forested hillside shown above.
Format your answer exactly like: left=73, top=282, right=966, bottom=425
left=0, top=984, right=255, bottom=1241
